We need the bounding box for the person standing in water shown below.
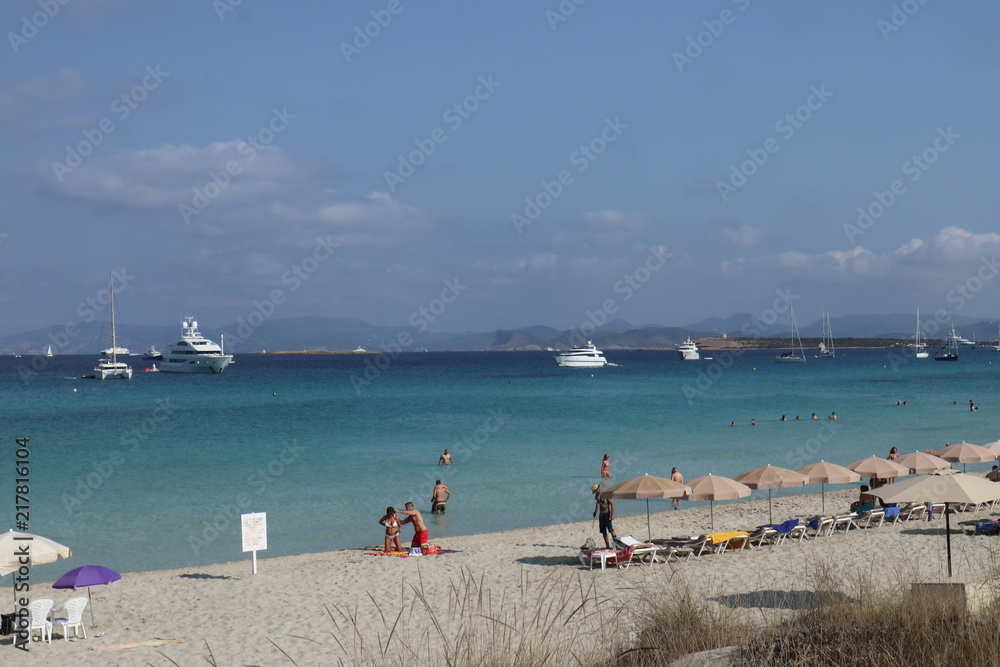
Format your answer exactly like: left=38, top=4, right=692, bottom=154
left=601, top=454, right=612, bottom=478
left=438, top=449, right=452, bottom=465
left=671, top=467, right=684, bottom=509
left=431, top=480, right=451, bottom=513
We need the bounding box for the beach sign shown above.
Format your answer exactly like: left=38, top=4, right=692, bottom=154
left=241, top=512, right=267, bottom=574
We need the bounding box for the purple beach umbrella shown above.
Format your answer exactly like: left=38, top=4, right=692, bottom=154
left=53, top=565, right=121, bottom=628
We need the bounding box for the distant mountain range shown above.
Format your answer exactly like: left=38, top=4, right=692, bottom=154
left=2, top=312, right=998, bottom=356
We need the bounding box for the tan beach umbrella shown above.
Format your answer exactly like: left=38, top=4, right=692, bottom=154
left=601, top=474, right=692, bottom=541
left=682, top=474, right=752, bottom=531
left=895, top=451, right=952, bottom=475
left=933, top=442, right=997, bottom=473
left=733, top=465, right=808, bottom=524
left=877, top=469, right=1000, bottom=577
left=982, top=440, right=1000, bottom=455
left=846, top=456, right=910, bottom=482
left=795, top=461, right=861, bottom=513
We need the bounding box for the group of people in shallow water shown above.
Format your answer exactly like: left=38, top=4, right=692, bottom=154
left=730, top=412, right=837, bottom=427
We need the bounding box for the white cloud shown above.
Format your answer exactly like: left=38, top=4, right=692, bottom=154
left=720, top=224, right=765, bottom=249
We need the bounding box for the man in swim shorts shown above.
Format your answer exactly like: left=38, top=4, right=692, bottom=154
left=593, top=492, right=617, bottom=549
left=431, top=480, right=451, bottom=513
left=397, top=502, right=429, bottom=548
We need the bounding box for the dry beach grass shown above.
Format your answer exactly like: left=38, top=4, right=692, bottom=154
left=4, top=487, right=1000, bottom=666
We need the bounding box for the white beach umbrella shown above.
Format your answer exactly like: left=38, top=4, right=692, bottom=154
left=683, top=474, right=751, bottom=531
left=795, top=461, right=861, bottom=513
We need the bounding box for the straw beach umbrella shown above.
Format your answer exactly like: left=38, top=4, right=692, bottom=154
left=933, top=441, right=997, bottom=473
left=895, top=451, right=952, bottom=474
left=795, top=461, right=860, bottom=513
left=846, top=456, right=910, bottom=484
left=683, top=474, right=751, bottom=531
left=733, top=465, right=808, bottom=524
left=877, top=469, right=1000, bottom=577
left=601, top=474, right=691, bottom=541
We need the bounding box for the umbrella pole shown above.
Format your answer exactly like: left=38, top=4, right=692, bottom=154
left=646, top=498, right=651, bottom=543
left=88, top=588, right=95, bottom=629
left=768, top=489, right=773, bottom=524
left=710, top=500, right=715, bottom=532
left=945, top=502, right=953, bottom=578
left=821, top=482, right=826, bottom=514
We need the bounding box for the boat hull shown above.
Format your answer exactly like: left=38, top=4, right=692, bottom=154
left=96, top=363, right=133, bottom=380
left=160, top=356, right=233, bottom=373
left=774, top=355, right=806, bottom=363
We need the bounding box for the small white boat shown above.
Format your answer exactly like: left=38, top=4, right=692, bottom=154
left=94, top=274, right=132, bottom=380
left=554, top=342, right=610, bottom=368
left=354, top=346, right=367, bottom=353
left=774, top=303, right=806, bottom=363
left=160, top=317, right=233, bottom=374
left=815, top=311, right=835, bottom=359
left=44, top=344, right=54, bottom=358
left=678, top=337, right=700, bottom=361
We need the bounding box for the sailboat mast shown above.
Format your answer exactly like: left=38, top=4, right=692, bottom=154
left=110, top=273, right=117, bottom=364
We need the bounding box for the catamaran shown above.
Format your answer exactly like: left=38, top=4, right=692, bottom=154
left=93, top=273, right=133, bottom=380
left=815, top=311, right=835, bottom=359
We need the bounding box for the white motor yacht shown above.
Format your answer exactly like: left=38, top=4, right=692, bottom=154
left=678, top=337, right=700, bottom=361
left=554, top=342, right=610, bottom=368
left=160, top=317, right=233, bottom=374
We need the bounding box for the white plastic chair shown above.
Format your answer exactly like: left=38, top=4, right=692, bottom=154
left=28, top=597, right=54, bottom=644
left=53, top=596, right=88, bottom=641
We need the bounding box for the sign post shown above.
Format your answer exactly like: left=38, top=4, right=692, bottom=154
left=241, top=512, right=267, bottom=575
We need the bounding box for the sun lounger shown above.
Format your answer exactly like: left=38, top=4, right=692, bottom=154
left=806, top=516, right=833, bottom=538
left=579, top=544, right=634, bottom=570
left=897, top=504, right=927, bottom=523
left=707, top=530, right=750, bottom=552
left=960, top=519, right=1000, bottom=536
left=852, top=509, right=885, bottom=529
left=831, top=513, right=856, bottom=534
left=652, top=535, right=713, bottom=557
left=614, top=536, right=669, bottom=564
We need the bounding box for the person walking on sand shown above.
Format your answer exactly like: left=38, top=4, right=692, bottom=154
left=431, top=480, right=451, bottom=513
left=594, top=493, right=617, bottom=548
left=601, top=454, right=612, bottom=478
left=397, top=502, right=429, bottom=549
left=379, top=507, right=403, bottom=553
left=671, top=467, right=684, bottom=509
left=438, top=448, right=452, bottom=465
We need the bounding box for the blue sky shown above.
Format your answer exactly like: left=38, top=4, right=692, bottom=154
left=2, top=0, right=999, bottom=336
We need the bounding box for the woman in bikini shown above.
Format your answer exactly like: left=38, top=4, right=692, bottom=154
left=379, top=506, right=403, bottom=553
left=601, top=454, right=611, bottom=478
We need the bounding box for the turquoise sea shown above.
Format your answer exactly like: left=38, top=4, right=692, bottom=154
left=3, top=347, right=999, bottom=582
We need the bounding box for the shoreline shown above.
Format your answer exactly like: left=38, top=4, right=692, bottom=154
left=6, top=484, right=999, bottom=665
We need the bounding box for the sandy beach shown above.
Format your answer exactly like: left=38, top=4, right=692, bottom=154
left=5, top=486, right=999, bottom=666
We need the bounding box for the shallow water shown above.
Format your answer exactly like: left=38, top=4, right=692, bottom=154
left=2, top=347, right=998, bottom=580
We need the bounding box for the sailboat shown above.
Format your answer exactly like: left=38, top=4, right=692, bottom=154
left=914, top=309, right=929, bottom=359
left=94, top=273, right=133, bottom=380
left=934, top=308, right=959, bottom=362
left=44, top=344, right=53, bottom=358
left=815, top=311, right=835, bottom=359
left=774, top=303, right=806, bottom=363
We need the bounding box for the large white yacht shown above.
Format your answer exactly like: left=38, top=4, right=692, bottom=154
left=678, top=337, right=700, bottom=361
left=160, top=317, right=233, bottom=374
left=947, top=331, right=976, bottom=348
left=553, top=342, right=610, bottom=368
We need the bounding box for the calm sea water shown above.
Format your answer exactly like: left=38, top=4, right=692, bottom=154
left=2, top=347, right=999, bottom=581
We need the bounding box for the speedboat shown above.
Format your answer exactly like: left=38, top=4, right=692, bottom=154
left=142, top=346, right=163, bottom=360
left=678, top=337, right=700, bottom=361
left=554, top=342, right=609, bottom=368
left=160, top=317, right=233, bottom=374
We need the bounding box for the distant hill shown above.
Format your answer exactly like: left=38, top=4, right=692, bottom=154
left=3, top=312, right=999, bottom=356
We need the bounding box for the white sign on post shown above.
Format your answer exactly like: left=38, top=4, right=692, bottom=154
left=241, top=512, right=267, bottom=574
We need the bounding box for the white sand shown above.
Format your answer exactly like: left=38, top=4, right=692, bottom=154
left=5, top=488, right=999, bottom=666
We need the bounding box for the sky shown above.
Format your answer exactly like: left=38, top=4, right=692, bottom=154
left=2, top=0, right=1000, bottom=337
